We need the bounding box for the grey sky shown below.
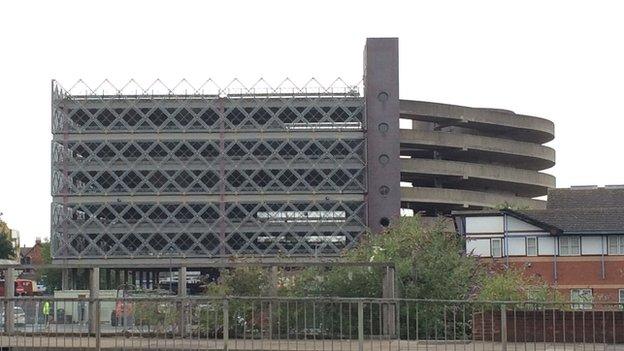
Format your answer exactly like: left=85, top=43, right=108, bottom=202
left=1, top=0, right=622, bottom=245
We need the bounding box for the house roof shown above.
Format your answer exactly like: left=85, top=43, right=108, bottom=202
left=453, top=187, right=624, bottom=235
left=505, top=207, right=624, bottom=235
left=20, top=247, right=33, bottom=256
left=547, top=187, right=624, bottom=209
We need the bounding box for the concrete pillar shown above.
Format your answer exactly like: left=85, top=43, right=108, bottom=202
left=61, top=268, right=70, bottom=290
left=71, top=268, right=78, bottom=289
left=178, top=267, right=187, bottom=296
left=4, top=267, right=15, bottom=333
left=89, top=268, right=100, bottom=334
left=382, top=266, right=396, bottom=336
left=364, top=37, right=401, bottom=233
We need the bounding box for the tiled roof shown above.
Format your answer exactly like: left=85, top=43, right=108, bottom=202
left=20, top=246, right=34, bottom=257
left=547, top=187, right=624, bottom=209
left=508, top=207, right=624, bottom=234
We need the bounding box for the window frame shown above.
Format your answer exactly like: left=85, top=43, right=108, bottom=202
left=570, top=288, right=593, bottom=310
left=526, top=236, right=538, bottom=256
left=559, top=236, right=581, bottom=256
left=491, top=238, right=503, bottom=258
left=608, top=235, right=624, bottom=255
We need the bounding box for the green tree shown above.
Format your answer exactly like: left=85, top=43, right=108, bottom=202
left=476, top=266, right=563, bottom=302
left=0, top=219, right=15, bottom=259
left=39, top=239, right=62, bottom=293
left=289, top=216, right=484, bottom=300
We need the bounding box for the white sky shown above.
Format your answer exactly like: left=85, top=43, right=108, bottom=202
left=1, top=0, right=623, bottom=245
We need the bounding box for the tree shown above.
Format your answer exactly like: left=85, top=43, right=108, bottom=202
left=39, top=239, right=62, bottom=293
left=476, top=266, right=563, bottom=302
left=0, top=219, right=15, bottom=259
left=289, top=216, right=485, bottom=300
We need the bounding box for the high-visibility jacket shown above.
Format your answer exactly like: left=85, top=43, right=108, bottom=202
left=42, top=301, right=51, bottom=315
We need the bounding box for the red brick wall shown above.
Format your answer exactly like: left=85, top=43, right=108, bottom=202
left=23, top=243, right=43, bottom=265
left=473, top=310, right=624, bottom=343
left=499, top=257, right=624, bottom=303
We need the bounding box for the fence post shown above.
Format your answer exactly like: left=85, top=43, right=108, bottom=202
left=358, top=301, right=364, bottom=351
left=223, top=299, right=229, bottom=351
left=95, top=299, right=101, bottom=351
left=500, top=304, right=507, bottom=351
left=89, top=267, right=100, bottom=335
left=4, top=267, right=15, bottom=333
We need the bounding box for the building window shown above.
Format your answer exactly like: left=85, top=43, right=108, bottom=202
left=491, top=238, right=503, bottom=258
left=608, top=236, right=624, bottom=255
left=619, top=289, right=624, bottom=308
left=559, top=236, right=580, bottom=256
left=526, top=237, right=538, bottom=256
left=571, top=289, right=593, bottom=310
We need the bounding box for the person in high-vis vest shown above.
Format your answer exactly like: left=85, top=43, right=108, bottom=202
left=42, top=301, right=51, bottom=326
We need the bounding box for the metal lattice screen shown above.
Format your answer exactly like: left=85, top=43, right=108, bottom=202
left=51, top=80, right=367, bottom=260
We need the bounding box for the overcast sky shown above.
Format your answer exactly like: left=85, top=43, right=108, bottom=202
left=1, top=0, right=622, bottom=245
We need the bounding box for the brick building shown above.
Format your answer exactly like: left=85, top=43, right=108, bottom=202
left=453, top=186, right=624, bottom=305
left=19, top=238, right=44, bottom=280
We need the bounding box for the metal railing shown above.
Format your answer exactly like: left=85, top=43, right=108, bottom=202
left=1, top=296, right=623, bottom=350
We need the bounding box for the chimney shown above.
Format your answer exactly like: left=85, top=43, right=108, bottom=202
left=35, top=237, right=41, bottom=244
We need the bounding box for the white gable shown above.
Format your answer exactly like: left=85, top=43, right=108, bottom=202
left=507, top=216, right=543, bottom=231
left=465, top=216, right=503, bottom=233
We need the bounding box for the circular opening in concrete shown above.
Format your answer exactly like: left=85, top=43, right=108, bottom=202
left=379, top=185, right=390, bottom=196
left=377, top=92, right=389, bottom=102
left=378, top=154, right=389, bottom=165
left=379, top=217, right=390, bottom=227
left=378, top=122, right=389, bottom=133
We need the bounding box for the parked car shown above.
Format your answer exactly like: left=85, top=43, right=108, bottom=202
left=0, top=306, right=27, bottom=326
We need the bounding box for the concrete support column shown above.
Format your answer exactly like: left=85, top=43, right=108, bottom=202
left=89, top=268, right=100, bottom=334
left=4, top=267, right=15, bottom=333
left=105, top=269, right=111, bottom=290
left=61, top=268, right=70, bottom=290
left=382, top=266, right=396, bottom=336
left=71, top=268, right=78, bottom=289
left=178, top=267, right=187, bottom=296
left=364, top=37, right=401, bottom=233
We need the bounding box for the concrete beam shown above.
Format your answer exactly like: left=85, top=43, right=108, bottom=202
left=399, top=100, right=555, bottom=143
left=401, top=186, right=546, bottom=209
left=52, top=193, right=364, bottom=204
left=52, top=130, right=364, bottom=142
left=400, top=129, right=555, bottom=170
left=401, top=158, right=555, bottom=197
left=22, top=260, right=396, bottom=270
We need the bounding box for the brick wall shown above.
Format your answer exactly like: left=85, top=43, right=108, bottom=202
left=473, top=309, right=624, bottom=343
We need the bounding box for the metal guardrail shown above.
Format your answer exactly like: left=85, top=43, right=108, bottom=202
left=1, top=296, right=624, bottom=350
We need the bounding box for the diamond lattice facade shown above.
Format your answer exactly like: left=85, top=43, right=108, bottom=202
left=51, top=38, right=555, bottom=263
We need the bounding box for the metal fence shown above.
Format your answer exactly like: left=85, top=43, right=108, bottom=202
left=1, top=296, right=624, bottom=350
